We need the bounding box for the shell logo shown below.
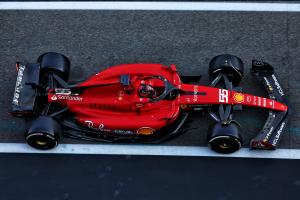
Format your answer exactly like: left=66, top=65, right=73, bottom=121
left=137, top=127, right=155, bottom=135
left=233, top=93, right=244, bottom=103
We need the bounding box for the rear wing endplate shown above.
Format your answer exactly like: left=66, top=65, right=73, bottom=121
left=11, top=63, right=40, bottom=117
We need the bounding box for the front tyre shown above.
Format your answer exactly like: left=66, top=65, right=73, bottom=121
left=25, top=116, right=61, bottom=150
left=209, top=54, right=244, bottom=85
left=208, top=122, right=242, bottom=154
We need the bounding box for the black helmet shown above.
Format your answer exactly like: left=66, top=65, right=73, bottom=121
left=138, top=84, right=156, bottom=98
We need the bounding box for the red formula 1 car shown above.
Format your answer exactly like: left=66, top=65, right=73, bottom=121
left=11, top=52, right=289, bottom=153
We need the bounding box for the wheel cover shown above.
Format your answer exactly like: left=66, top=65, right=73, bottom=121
left=26, top=133, right=58, bottom=150
left=209, top=135, right=241, bottom=154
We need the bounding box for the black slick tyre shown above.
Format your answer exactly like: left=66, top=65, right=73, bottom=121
left=209, top=54, right=244, bottom=85
left=208, top=122, right=243, bottom=154
left=38, top=52, right=70, bottom=81
left=25, top=116, right=61, bottom=150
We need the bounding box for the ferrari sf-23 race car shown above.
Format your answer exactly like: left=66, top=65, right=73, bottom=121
left=11, top=52, right=289, bottom=153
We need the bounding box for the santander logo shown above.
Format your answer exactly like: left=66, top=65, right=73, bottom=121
left=50, top=94, right=82, bottom=101
left=51, top=95, right=58, bottom=100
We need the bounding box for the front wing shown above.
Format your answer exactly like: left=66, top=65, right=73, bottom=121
left=250, top=60, right=289, bottom=150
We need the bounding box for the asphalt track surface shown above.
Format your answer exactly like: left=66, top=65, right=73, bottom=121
left=1, top=3, right=300, bottom=200
left=1, top=9, right=300, bottom=149
left=1, top=154, right=300, bottom=200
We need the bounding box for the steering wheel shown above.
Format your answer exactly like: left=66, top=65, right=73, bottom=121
left=140, top=76, right=177, bottom=103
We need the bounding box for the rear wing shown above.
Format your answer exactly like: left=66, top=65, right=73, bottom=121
left=250, top=60, right=289, bottom=150
left=11, top=63, right=40, bottom=117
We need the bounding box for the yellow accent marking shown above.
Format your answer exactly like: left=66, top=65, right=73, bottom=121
left=137, top=127, right=154, bottom=135
left=233, top=93, right=244, bottom=103
left=36, top=141, right=47, bottom=146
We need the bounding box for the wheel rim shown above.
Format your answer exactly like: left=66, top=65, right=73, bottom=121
left=209, top=135, right=241, bottom=154
left=219, top=141, right=231, bottom=149
left=26, top=133, right=58, bottom=150
left=36, top=140, right=47, bottom=146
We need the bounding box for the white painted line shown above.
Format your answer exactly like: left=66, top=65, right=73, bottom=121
left=0, top=2, right=300, bottom=12
left=0, top=143, right=300, bottom=159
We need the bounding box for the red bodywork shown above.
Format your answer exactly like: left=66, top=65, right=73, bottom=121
left=47, top=64, right=288, bottom=135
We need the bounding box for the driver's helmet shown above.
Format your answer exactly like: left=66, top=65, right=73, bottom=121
left=138, top=84, right=156, bottom=98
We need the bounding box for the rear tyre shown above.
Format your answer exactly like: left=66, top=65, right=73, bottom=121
left=38, top=52, right=70, bottom=81
left=208, top=122, right=242, bottom=154
left=25, top=116, right=61, bottom=150
left=209, top=54, right=244, bottom=85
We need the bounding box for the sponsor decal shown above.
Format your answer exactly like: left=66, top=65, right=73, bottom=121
left=51, top=94, right=83, bottom=101
left=113, top=130, right=134, bottom=134
left=12, top=64, right=26, bottom=105
left=85, top=120, right=104, bottom=130
left=219, top=89, right=228, bottom=103
left=272, top=122, right=286, bottom=146
left=272, top=74, right=284, bottom=96
left=263, top=98, right=267, bottom=107
left=264, top=126, right=274, bottom=142
left=258, top=97, right=261, bottom=106
left=136, top=103, right=143, bottom=108
left=193, top=85, right=198, bottom=102
left=233, top=93, right=244, bottom=103
left=246, top=96, right=252, bottom=103
left=253, top=96, right=257, bottom=105
left=84, top=120, right=134, bottom=134
left=264, top=77, right=273, bottom=92
left=51, top=95, right=58, bottom=100
left=137, top=127, right=155, bottom=135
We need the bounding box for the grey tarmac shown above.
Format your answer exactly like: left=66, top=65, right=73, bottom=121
left=0, top=10, right=299, bottom=149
